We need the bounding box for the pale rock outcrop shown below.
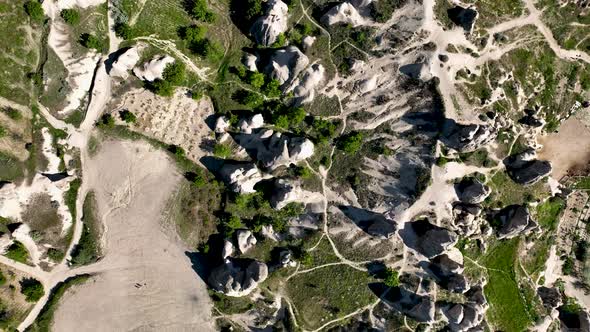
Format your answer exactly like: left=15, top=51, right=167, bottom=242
left=208, top=258, right=268, bottom=297
left=302, top=36, right=315, bottom=51
left=261, top=225, right=280, bottom=241
left=495, top=205, right=538, bottom=239
left=109, top=47, right=140, bottom=79
left=321, top=2, right=365, bottom=27
left=279, top=249, right=296, bottom=267
left=442, top=285, right=489, bottom=331
left=452, top=202, right=482, bottom=237
left=243, top=53, right=259, bottom=72
left=399, top=62, right=432, bottom=81
left=133, top=55, right=175, bottom=82
left=251, top=0, right=289, bottom=47
left=439, top=120, right=495, bottom=153
left=235, top=130, right=315, bottom=170
left=399, top=219, right=458, bottom=259
left=290, top=63, right=325, bottom=105
left=236, top=230, right=257, bottom=254
left=222, top=240, right=234, bottom=259
left=239, top=114, right=265, bottom=134
left=357, top=76, right=378, bottom=94
left=266, top=46, right=309, bottom=87
left=454, top=178, right=491, bottom=204
left=424, top=253, right=469, bottom=293
left=270, top=179, right=323, bottom=210
left=503, top=148, right=552, bottom=185
left=220, top=163, right=264, bottom=194
left=215, top=116, right=230, bottom=133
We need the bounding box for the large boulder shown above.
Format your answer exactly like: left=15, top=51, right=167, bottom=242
left=250, top=0, right=289, bottom=47
left=265, top=46, right=309, bottom=87
left=208, top=258, right=268, bottom=297
left=503, top=148, right=551, bottom=185
left=236, top=230, right=257, bottom=254
left=494, top=205, right=538, bottom=239
left=239, top=114, right=265, bottom=134
left=133, top=55, right=175, bottom=82
left=290, top=63, right=325, bottom=105
left=454, top=178, right=491, bottom=204
left=439, top=120, right=494, bottom=153
left=383, top=287, right=435, bottom=323
left=558, top=305, right=590, bottom=331
left=537, top=286, right=561, bottom=309
left=321, top=2, right=365, bottom=27
left=109, top=47, right=140, bottom=79
left=424, top=255, right=469, bottom=293
left=220, top=163, right=264, bottom=194
left=339, top=205, right=397, bottom=239
left=399, top=62, right=432, bottom=81
left=400, top=219, right=458, bottom=258
left=270, top=179, right=323, bottom=211
left=447, top=6, right=478, bottom=32
left=235, top=130, right=315, bottom=170
left=452, top=202, right=483, bottom=237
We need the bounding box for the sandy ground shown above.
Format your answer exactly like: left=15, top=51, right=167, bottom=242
left=52, top=140, right=214, bottom=332
left=539, top=114, right=590, bottom=179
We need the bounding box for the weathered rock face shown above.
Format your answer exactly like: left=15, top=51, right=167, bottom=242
left=109, top=47, right=140, bottom=79
left=265, top=46, right=309, bottom=87
left=400, top=219, right=458, bottom=258
left=290, top=63, right=325, bottom=105
left=222, top=240, right=234, bottom=259
left=250, top=0, right=289, bottom=47
left=219, top=163, right=264, bottom=194
left=270, top=179, right=323, bottom=211
left=208, top=258, right=268, bottom=297
left=239, top=114, right=264, bottom=134
left=236, top=230, right=257, bottom=254
left=235, top=130, right=315, bottom=170
left=503, top=148, right=551, bottom=185
left=321, top=2, right=365, bottom=27
left=441, top=285, right=489, bottom=331
left=133, top=55, right=175, bottom=82
left=537, top=286, right=561, bottom=309
left=215, top=116, right=230, bottom=133
left=452, top=202, right=483, bottom=237
left=302, top=35, right=315, bottom=51
left=558, top=305, right=590, bottom=331
left=384, top=287, right=435, bottom=323
left=339, top=205, right=397, bottom=239
left=399, top=62, right=432, bottom=81
left=242, top=53, right=258, bottom=71
left=439, top=119, right=494, bottom=153
left=455, top=178, right=491, bottom=204
left=518, top=112, right=544, bottom=127
left=495, top=204, right=538, bottom=239
left=447, top=6, right=478, bottom=32
left=424, top=254, right=469, bottom=293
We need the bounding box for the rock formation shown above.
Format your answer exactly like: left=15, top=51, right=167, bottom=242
left=454, top=178, right=491, bottom=204
left=220, top=163, right=264, bottom=194
left=133, top=55, right=175, bottom=82
left=250, top=0, right=289, bottom=47
left=265, top=46, right=309, bottom=87
left=236, top=230, right=257, bottom=254
left=494, top=204, right=538, bottom=239
left=400, top=219, right=458, bottom=258
left=321, top=2, right=365, bottom=27
left=447, top=6, right=478, bottom=32
left=208, top=258, right=269, bottom=297
left=109, top=47, right=140, bottom=79
left=503, top=148, right=551, bottom=185
left=290, top=63, right=325, bottom=105
left=235, top=130, right=315, bottom=170
left=439, top=120, right=494, bottom=153
left=239, top=114, right=265, bottom=134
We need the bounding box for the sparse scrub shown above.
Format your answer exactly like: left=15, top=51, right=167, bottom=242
left=24, top=1, right=44, bottom=22
left=20, top=278, right=44, bottom=302
left=119, top=110, right=137, bottom=123
left=213, top=143, right=232, bottom=158
left=70, top=193, right=101, bottom=266
left=337, top=131, right=364, bottom=153
left=60, top=9, right=80, bottom=25
left=79, top=33, right=104, bottom=51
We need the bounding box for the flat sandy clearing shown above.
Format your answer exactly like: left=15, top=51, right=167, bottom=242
left=52, top=140, right=214, bottom=332
left=539, top=114, right=590, bottom=179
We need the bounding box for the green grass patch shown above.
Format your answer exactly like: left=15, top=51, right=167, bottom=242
left=286, top=265, right=377, bottom=330
left=486, top=171, right=549, bottom=208
left=70, top=192, right=101, bottom=266
left=535, top=197, right=566, bottom=230
left=4, top=241, right=30, bottom=264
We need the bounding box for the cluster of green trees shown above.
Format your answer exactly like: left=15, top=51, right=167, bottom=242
left=188, top=0, right=216, bottom=23
left=114, top=22, right=134, bottom=40
left=337, top=131, right=364, bottom=153
left=148, top=62, right=186, bottom=97
left=235, top=67, right=282, bottom=98
left=179, top=25, right=223, bottom=62
left=119, top=110, right=137, bottom=123
left=79, top=33, right=103, bottom=52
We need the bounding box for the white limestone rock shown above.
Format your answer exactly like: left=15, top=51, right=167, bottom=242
left=133, top=55, right=175, bottom=82
left=302, top=35, right=316, bottom=51
left=208, top=259, right=269, bottom=297
left=321, top=2, right=365, bottom=27
left=236, top=230, right=257, bottom=254
left=250, top=0, right=289, bottom=47
left=222, top=240, right=234, bottom=259
left=266, top=46, right=309, bottom=87
left=239, top=114, right=265, bottom=134
left=220, top=163, right=264, bottom=194
left=215, top=116, right=230, bottom=133
left=243, top=53, right=259, bottom=72
left=290, top=63, right=325, bottom=105
left=110, top=47, right=140, bottom=79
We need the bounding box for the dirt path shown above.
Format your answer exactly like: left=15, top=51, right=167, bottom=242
left=51, top=140, right=214, bottom=332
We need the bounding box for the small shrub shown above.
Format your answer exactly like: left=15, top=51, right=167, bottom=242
left=213, top=143, right=231, bottom=158
left=179, top=25, right=207, bottom=43
left=168, top=144, right=185, bottom=157
left=0, top=271, right=6, bottom=287
left=96, top=113, right=114, bottom=127
left=190, top=39, right=224, bottom=61
left=119, top=110, right=137, bottom=123
left=149, top=79, right=174, bottom=97
left=47, top=248, right=65, bottom=262
left=60, top=8, right=80, bottom=25
left=337, top=131, right=364, bottom=153
left=2, top=107, right=22, bottom=120
left=0, top=126, right=6, bottom=138
left=5, top=241, right=29, bottom=264
left=114, top=22, right=134, bottom=40
left=246, top=72, right=265, bottom=89
left=24, top=1, right=44, bottom=22
left=383, top=268, right=399, bottom=287
left=162, top=62, right=186, bottom=85
left=189, top=0, right=216, bottom=22
left=20, top=278, right=44, bottom=302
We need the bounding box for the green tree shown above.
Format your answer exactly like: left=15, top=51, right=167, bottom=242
left=0, top=126, right=6, bottom=138
left=119, top=110, right=137, bottom=123
left=262, top=79, right=281, bottom=97
left=79, top=33, right=103, bottom=51
left=338, top=131, right=364, bottom=153
left=190, top=0, right=216, bottom=22
left=247, top=72, right=265, bottom=89
left=190, top=39, right=224, bottom=61
left=114, top=22, right=134, bottom=40
left=383, top=268, right=399, bottom=287
left=179, top=25, right=207, bottom=43
left=20, top=278, right=44, bottom=302
left=96, top=113, right=114, bottom=127
left=245, top=0, right=263, bottom=20
left=60, top=8, right=80, bottom=25
left=24, top=1, right=44, bottom=22
left=163, top=62, right=186, bottom=85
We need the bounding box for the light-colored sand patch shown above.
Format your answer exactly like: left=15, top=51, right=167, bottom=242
left=52, top=140, right=214, bottom=332
left=112, top=89, right=215, bottom=163
left=539, top=114, right=590, bottom=179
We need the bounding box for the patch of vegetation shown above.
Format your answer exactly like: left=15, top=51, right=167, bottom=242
left=4, top=241, right=30, bottom=264
left=286, top=265, right=377, bottom=330
left=187, top=0, right=216, bottom=23
left=65, top=178, right=81, bottom=222
left=24, top=1, right=44, bottom=22
left=337, top=131, right=364, bottom=154
left=147, top=61, right=186, bottom=97
left=212, top=143, right=232, bottom=158
left=369, top=0, right=404, bottom=23
left=486, top=171, right=549, bottom=208
left=60, top=8, right=80, bottom=25
left=458, top=149, right=497, bottom=168
left=79, top=33, right=104, bottom=52
left=26, top=275, right=90, bottom=332
left=70, top=192, right=101, bottom=266
left=209, top=291, right=254, bottom=314
left=535, top=197, right=565, bottom=230
left=383, top=268, right=400, bottom=287
left=20, top=278, right=44, bottom=302
left=119, top=110, right=137, bottom=123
